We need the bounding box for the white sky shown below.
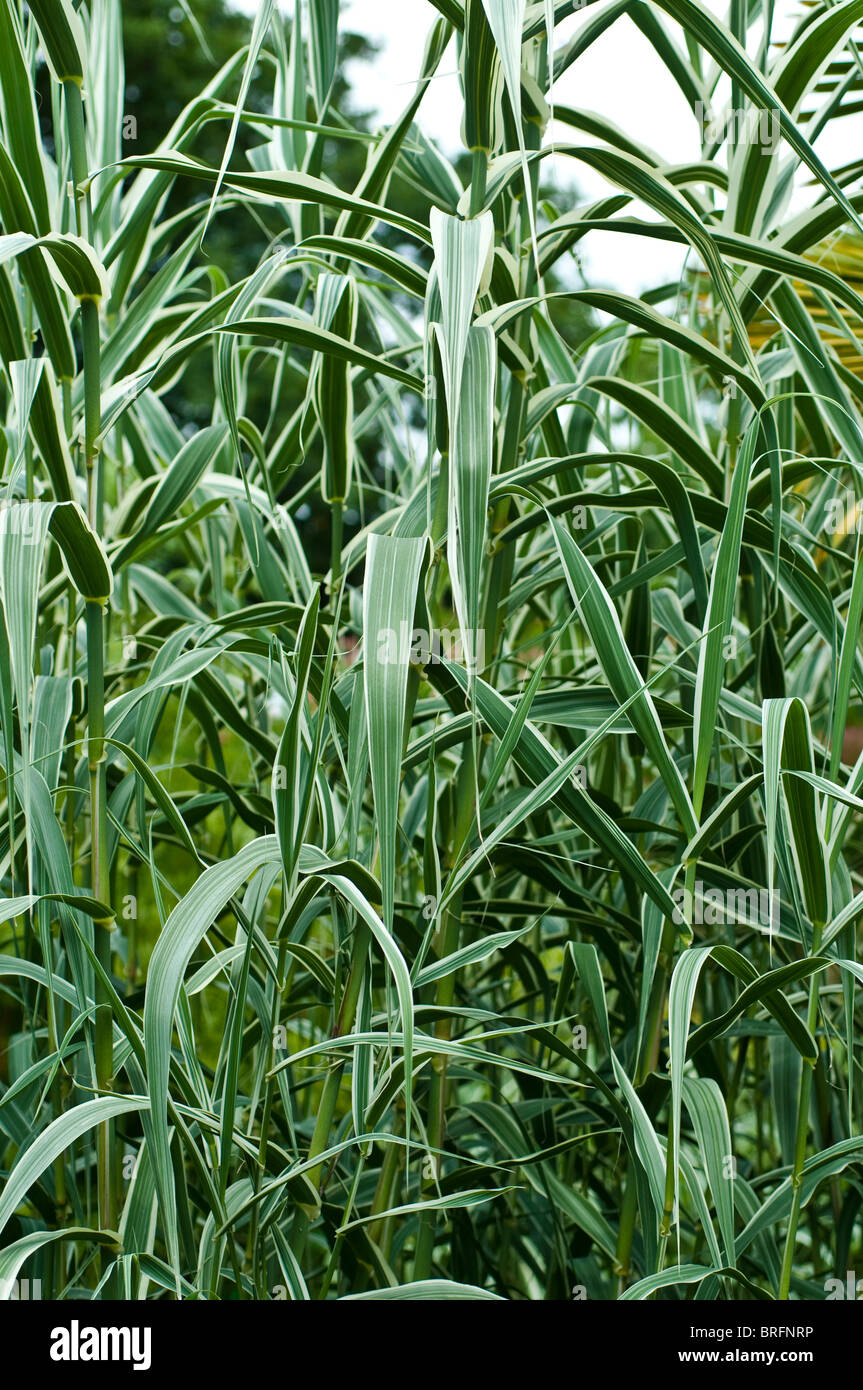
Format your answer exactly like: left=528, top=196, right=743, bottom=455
left=237, top=0, right=863, bottom=293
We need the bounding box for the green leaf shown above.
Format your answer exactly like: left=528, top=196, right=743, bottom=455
left=142, top=837, right=281, bottom=1282
left=25, top=0, right=86, bottom=84
left=49, top=501, right=113, bottom=603
left=692, top=417, right=759, bottom=816
left=341, top=1279, right=505, bottom=1300
left=362, top=534, right=427, bottom=931
left=0, top=1096, right=148, bottom=1239
left=552, top=520, right=696, bottom=836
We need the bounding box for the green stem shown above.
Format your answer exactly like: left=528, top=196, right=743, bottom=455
left=658, top=860, right=697, bottom=1270
left=614, top=1171, right=638, bottom=1289
left=778, top=924, right=824, bottom=1299
left=250, top=935, right=289, bottom=1292
left=290, top=1060, right=345, bottom=1262
left=636, top=915, right=675, bottom=1086
left=415, top=803, right=469, bottom=1281
left=317, top=1156, right=365, bottom=1300
left=65, top=76, right=113, bottom=1245
left=86, top=600, right=114, bottom=1234
left=367, top=1135, right=401, bottom=1257
left=288, top=929, right=366, bottom=1267
left=469, top=148, right=487, bottom=218
left=81, top=298, right=102, bottom=528
left=330, top=497, right=343, bottom=597
left=63, top=80, right=93, bottom=241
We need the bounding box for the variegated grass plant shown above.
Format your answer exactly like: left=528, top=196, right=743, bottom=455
left=1, top=0, right=863, bottom=1302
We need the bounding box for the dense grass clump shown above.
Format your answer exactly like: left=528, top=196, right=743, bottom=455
left=1, top=0, right=863, bottom=1302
